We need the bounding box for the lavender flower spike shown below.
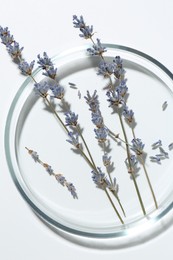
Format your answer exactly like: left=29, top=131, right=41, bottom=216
left=43, top=66, right=57, bottom=79
left=19, top=60, right=35, bottom=75
left=125, top=154, right=139, bottom=174
left=43, top=164, right=54, bottom=175
left=102, top=154, right=111, bottom=167
left=65, top=111, right=78, bottom=126
left=66, top=132, right=80, bottom=148
left=73, top=15, right=93, bottom=39
left=106, top=89, right=125, bottom=107
left=94, top=127, right=108, bottom=143
left=84, top=90, right=99, bottom=112
left=87, top=39, right=107, bottom=56
left=50, top=84, right=65, bottom=99
left=117, top=80, right=128, bottom=97
left=0, top=26, right=14, bottom=46
left=34, top=82, right=50, bottom=96
left=29, top=150, right=39, bottom=162
left=7, top=41, right=24, bottom=59
left=131, top=138, right=145, bottom=155
left=55, top=174, right=66, bottom=186
left=97, top=61, right=115, bottom=77
left=91, top=111, right=103, bottom=128
left=66, top=183, right=78, bottom=199
left=108, top=177, right=119, bottom=194
left=26, top=147, right=78, bottom=199
left=91, top=167, right=108, bottom=189
left=37, top=52, right=53, bottom=69
left=123, top=106, right=134, bottom=123
left=73, top=15, right=85, bottom=28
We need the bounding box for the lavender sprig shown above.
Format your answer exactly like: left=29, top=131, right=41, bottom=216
left=85, top=90, right=126, bottom=216
left=0, top=26, right=35, bottom=76
left=73, top=15, right=93, bottom=39
left=74, top=15, right=147, bottom=215
left=25, top=147, right=78, bottom=199
left=37, top=52, right=53, bottom=69
left=87, top=38, right=107, bottom=56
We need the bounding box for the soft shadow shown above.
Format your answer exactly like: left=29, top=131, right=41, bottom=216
left=32, top=207, right=173, bottom=250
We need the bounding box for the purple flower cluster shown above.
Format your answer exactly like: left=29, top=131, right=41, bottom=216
left=65, top=111, right=78, bottom=126
left=37, top=52, right=65, bottom=99
left=37, top=52, right=57, bottom=80
left=97, top=56, right=125, bottom=78
left=66, top=132, right=80, bottom=148
left=131, top=138, right=145, bottom=155
left=73, top=15, right=93, bottom=39
left=0, top=26, right=35, bottom=75
left=26, top=148, right=78, bottom=199
left=125, top=154, right=139, bottom=175
left=91, top=167, right=108, bottom=190
left=34, top=82, right=50, bottom=97
left=85, top=90, right=108, bottom=143
left=87, top=38, right=107, bottom=56
left=92, top=167, right=118, bottom=194
left=50, top=84, right=65, bottom=99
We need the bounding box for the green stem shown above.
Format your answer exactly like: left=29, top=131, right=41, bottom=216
left=114, top=193, right=126, bottom=217
left=104, top=188, right=124, bottom=224
left=131, top=125, right=158, bottom=210
left=140, top=157, right=158, bottom=210
left=118, top=111, right=146, bottom=215
left=102, top=142, right=126, bottom=217
left=107, top=125, right=132, bottom=147
left=76, top=125, right=97, bottom=170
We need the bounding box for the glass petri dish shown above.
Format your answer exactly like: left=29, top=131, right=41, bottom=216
left=5, top=44, right=173, bottom=248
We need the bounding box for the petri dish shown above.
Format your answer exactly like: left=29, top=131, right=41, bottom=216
left=5, top=44, right=173, bottom=248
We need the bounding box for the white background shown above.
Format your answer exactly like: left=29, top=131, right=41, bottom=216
left=0, top=0, right=173, bottom=259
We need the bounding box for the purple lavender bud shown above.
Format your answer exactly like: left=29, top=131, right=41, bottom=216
left=65, top=111, right=78, bottom=126
left=131, top=138, right=145, bottom=155
left=19, top=60, right=35, bottom=75
left=123, top=106, right=134, bottom=123
left=66, top=132, right=80, bottom=148
left=7, top=41, right=24, bottom=59
left=50, top=84, right=65, bottom=99
left=91, top=167, right=108, bottom=189
left=84, top=90, right=99, bottom=112
left=43, top=66, right=57, bottom=79
left=34, top=82, right=50, bottom=96
left=87, top=38, right=107, bottom=56
left=66, top=182, right=78, bottom=199
left=37, top=52, right=53, bottom=69
left=94, top=127, right=108, bottom=143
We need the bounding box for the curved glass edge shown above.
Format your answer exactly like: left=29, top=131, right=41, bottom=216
left=4, top=44, right=173, bottom=244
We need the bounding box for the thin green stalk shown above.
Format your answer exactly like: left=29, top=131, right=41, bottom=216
left=76, top=125, right=97, bottom=170
left=102, top=142, right=126, bottom=217
left=106, top=125, right=132, bottom=147
left=131, top=125, right=158, bottom=210
left=118, top=111, right=146, bottom=215
left=140, top=158, right=158, bottom=209
left=104, top=188, right=124, bottom=224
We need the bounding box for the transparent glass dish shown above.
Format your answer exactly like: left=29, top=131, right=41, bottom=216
left=5, top=44, right=173, bottom=248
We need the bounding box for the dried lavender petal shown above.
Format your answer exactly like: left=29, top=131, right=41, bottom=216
left=168, top=143, right=173, bottom=150
left=162, top=101, right=168, bottom=111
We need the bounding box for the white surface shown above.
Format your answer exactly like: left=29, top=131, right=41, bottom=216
left=1, top=0, right=173, bottom=259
